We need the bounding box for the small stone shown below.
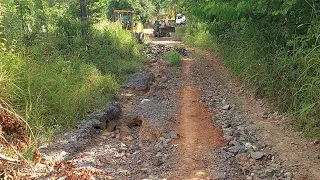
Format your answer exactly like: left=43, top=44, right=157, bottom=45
left=153, top=157, right=164, bottom=166
left=229, top=141, right=246, bottom=153
left=311, top=139, right=319, bottom=146
left=222, top=123, right=231, bottom=128
left=60, top=151, right=67, bottom=157
left=250, top=151, right=264, bottom=160
left=169, top=131, right=179, bottom=139
left=156, top=152, right=163, bottom=157
left=141, top=168, right=149, bottom=173
left=262, top=112, right=269, bottom=119
left=270, top=163, right=280, bottom=171
left=119, top=147, right=128, bottom=152
left=111, top=133, right=116, bottom=138
left=90, top=119, right=101, bottom=128
left=123, top=136, right=134, bottom=141
left=284, top=172, right=292, bottom=179
left=224, top=135, right=233, bottom=142
left=141, top=99, right=151, bottom=104
left=165, top=138, right=172, bottom=144
left=246, top=175, right=253, bottom=180
left=222, top=105, right=231, bottom=110
left=265, top=169, right=275, bottom=176
left=245, top=142, right=257, bottom=151
left=115, top=152, right=126, bottom=158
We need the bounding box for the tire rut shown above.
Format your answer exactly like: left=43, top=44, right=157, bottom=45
left=170, top=57, right=225, bottom=179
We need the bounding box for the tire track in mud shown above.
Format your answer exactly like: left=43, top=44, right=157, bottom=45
left=170, top=57, right=226, bottom=179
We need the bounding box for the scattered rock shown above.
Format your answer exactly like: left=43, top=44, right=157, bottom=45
left=245, top=142, right=257, bottom=151
left=126, top=70, right=155, bottom=92
left=250, top=151, right=264, bottom=160
left=229, top=140, right=246, bottom=153
left=162, top=131, right=179, bottom=139
left=265, top=168, right=275, bottom=176
left=311, top=139, right=319, bottom=146
left=153, top=157, right=164, bottom=166
left=284, top=172, right=293, bottom=179
left=174, top=46, right=188, bottom=56
left=90, top=119, right=101, bottom=129
left=141, top=168, right=149, bottom=173
left=90, top=101, right=122, bottom=131
left=141, top=99, right=152, bottom=104
left=141, top=44, right=188, bottom=62
left=156, top=152, right=163, bottom=157
left=222, top=105, right=231, bottom=110
left=60, top=151, right=67, bottom=157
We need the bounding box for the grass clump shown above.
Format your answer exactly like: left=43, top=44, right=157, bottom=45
left=164, top=50, right=182, bottom=66
left=175, top=23, right=216, bottom=51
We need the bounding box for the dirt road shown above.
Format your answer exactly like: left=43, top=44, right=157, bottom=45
left=17, top=34, right=320, bottom=180
left=170, top=57, right=225, bottom=179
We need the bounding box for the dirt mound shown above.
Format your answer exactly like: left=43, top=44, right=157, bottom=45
left=142, top=44, right=188, bottom=61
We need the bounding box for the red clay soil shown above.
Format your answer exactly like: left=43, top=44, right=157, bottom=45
left=170, top=57, right=225, bottom=179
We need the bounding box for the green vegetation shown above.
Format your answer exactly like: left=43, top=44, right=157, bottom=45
left=177, top=0, right=320, bottom=138
left=164, top=50, right=182, bottom=66
left=175, top=23, right=215, bottom=51
left=0, top=0, right=151, bottom=153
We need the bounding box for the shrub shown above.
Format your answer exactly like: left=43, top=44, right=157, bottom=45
left=164, top=51, right=182, bottom=66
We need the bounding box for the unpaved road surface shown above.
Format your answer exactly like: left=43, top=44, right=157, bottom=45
left=170, top=57, right=225, bottom=179
left=17, top=35, right=320, bottom=179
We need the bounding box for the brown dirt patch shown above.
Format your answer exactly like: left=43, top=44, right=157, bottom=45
left=170, top=57, right=225, bottom=179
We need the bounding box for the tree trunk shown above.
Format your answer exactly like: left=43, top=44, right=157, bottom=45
left=80, top=0, right=88, bottom=38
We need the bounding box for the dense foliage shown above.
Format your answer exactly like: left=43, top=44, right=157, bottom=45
left=178, top=0, right=320, bottom=137
left=0, top=0, right=149, bottom=152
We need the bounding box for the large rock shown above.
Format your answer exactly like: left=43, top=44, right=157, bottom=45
left=122, top=114, right=143, bottom=128
left=91, top=101, right=122, bottom=131
left=126, top=70, right=155, bottom=92
left=250, top=151, right=264, bottom=160
left=139, top=118, right=165, bottom=141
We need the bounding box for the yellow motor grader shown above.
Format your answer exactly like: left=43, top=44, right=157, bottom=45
left=112, top=10, right=145, bottom=43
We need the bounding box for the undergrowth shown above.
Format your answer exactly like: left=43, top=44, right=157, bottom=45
left=0, top=22, right=145, bottom=158
left=164, top=50, right=182, bottom=66
left=175, top=23, right=216, bottom=51
left=177, top=21, right=320, bottom=139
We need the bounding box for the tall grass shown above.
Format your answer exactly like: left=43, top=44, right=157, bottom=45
left=175, top=23, right=216, bottom=50
left=88, top=23, right=145, bottom=79
left=177, top=22, right=320, bottom=138
left=0, top=21, right=145, bottom=154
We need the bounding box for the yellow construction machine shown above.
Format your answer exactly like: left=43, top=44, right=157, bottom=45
left=112, top=10, right=145, bottom=43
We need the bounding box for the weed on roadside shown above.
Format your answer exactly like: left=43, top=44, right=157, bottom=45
left=164, top=50, right=182, bottom=66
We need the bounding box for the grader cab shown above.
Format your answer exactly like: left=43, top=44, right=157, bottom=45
left=112, top=10, right=145, bottom=43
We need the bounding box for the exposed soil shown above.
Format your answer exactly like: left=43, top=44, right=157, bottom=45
left=170, top=57, right=225, bottom=179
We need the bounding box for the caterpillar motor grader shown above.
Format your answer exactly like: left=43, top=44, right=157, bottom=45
left=112, top=10, right=145, bottom=43
left=153, top=14, right=175, bottom=37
